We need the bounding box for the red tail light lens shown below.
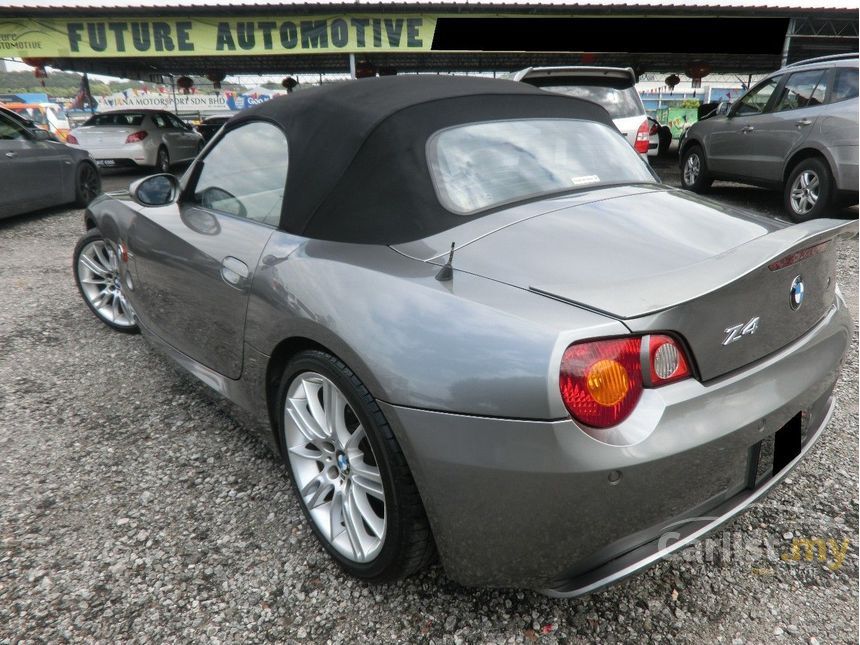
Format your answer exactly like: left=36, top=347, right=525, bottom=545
left=560, top=335, right=693, bottom=429
left=634, top=119, right=650, bottom=154
left=66, top=133, right=79, bottom=144
left=125, top=131, right=148, bottom=143
left=649, top=122, right=659, bottom=136
left=560, top=338, right=643, bottom=428
left=767, top=241, right=829, bottom=271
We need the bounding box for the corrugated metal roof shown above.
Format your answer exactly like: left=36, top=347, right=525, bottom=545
left=0, top=0, right=854, bottom=9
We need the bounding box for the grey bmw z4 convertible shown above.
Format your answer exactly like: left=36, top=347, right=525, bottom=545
left=73, top=76, right=853, bottom=597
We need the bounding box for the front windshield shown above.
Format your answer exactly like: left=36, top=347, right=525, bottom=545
left=427, top=118, right=656, bottom=215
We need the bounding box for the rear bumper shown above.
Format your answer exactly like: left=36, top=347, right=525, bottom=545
left=380, top=299, right=850, bottom=591
left=69, top=142, right=155, bottom=167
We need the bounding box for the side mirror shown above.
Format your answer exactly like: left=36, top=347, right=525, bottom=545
left=30, top=129, right=53, bottom=142
left=130, top=173, right=180, bottom=206
left=716, top=101, right=730, bottom=117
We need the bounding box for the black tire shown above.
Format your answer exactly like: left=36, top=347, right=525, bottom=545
left=73, top=228, right=139, bottom=334
left=784, top=157, right=834, bottom=223
left=155, top=146, right=170, bottom=173
left=680, top=144, right=713, bottom=193
left=277, top=350, right=435, bottom=581
left=74, top=162, right=101, bottom=207
left=657, top=127, right=672, bottom=156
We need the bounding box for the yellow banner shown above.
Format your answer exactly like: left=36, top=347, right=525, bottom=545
left=0, top=15, right=437, bottom=57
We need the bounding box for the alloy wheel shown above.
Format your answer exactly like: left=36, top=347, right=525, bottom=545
left=157, top=149, right=170, bottom=173
left=79, top=165, right=100, bottom=204
left=76, top=240, right=136, bottom=328
left=790, top=170, right=820, bottom=215
left=683, top=153, right=701, bottom=186
left=284, top=372, right=386, bottom=563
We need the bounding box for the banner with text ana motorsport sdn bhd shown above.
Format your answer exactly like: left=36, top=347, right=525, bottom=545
left=0, top=15, right=438, bottom=57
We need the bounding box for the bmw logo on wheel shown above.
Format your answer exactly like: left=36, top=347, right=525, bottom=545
left=789, top=275, right=805, bottom=310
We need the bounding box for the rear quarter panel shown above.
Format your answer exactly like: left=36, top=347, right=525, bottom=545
left=244, top=234, right=627, bottom=420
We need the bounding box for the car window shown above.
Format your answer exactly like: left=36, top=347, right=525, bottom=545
left=0, top=112, right=29, bottom=140
left=734, top=77, right=781, bottom=116
left=774, top=70, right=827, bottom=112
left=84, top=113, right=146, bottom=126
left=193, top=121, right=288, bottom=227
left=427, top=118, right=656, bottom=215
left=525, top=80, right=644, bottom=119
left=166, top=114, right=186, bottom=130
left=831, top=67, right=859, bottom=103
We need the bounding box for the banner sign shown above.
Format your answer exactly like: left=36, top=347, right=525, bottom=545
left=0, top=15, right=437, bottom=58
left=92, top=89, right=285, bottom=111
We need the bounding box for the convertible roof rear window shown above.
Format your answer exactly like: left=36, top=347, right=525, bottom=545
left=427, top=119, right=656, bottom=214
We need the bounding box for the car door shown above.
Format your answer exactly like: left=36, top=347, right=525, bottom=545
left=0, top=112, right=65, bottom=218
left=165, top=112, right=200, bottom=161
left=128, top=120, right=288, bottom=378
left=706, top=75, right=782, bottom=179
left=151, top=112, right=181, bottom=161
left=741, top=68, right=829, bottom=183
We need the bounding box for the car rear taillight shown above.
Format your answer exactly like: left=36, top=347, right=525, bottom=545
left=634, top=119, right=650, bottom=154
left=125, top=131, right=148, bottom=143
left=66, top=133, right=79, bottom=144
left=647, top=335, right=691, bottom=386
left=559, top=335, right=692, bottom=429
left=767, top=241, right=829, bottom=271
left=649, top=122, right=659, bottom=136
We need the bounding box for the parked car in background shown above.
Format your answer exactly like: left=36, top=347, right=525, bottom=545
left=195, top=113, right=234, bottom=143
left=67, top=109, right=203, bottom=172
left=513, top=66, right=650, bottom=157
left=2, top=102, right=71, bottom=141
left=0, top=105, right=60, bottom=141
left=0, top=109, right=100, bottom=219
left=679, top=53, right=859, bottom=221
left=647, top=116, right=672, bottom=156
left=74, top=76, right=852, bottom=596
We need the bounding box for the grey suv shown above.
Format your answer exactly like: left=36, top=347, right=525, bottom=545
left=679, top=53, right=858, bottom=221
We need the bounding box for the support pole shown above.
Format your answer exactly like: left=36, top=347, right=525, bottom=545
left=349, top=53, right=356, bottom=79
left=170, top=75, right=179, bottom=114
left=781, top=17, right=796, bottom=67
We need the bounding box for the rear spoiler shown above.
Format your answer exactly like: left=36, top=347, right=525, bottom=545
left=530, top=219, right=857, bottom=320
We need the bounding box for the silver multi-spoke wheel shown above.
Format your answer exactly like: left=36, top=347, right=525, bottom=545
left=76, top=240, right=136, bottom=328
left=789, top=170, right=820, bottom=216
left=284, top=372, right=386, bottom=563
left=683, top=152, right=701, bottom=186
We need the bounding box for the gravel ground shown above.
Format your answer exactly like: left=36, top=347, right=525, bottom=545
left=0, top=164, right=857, bottom=643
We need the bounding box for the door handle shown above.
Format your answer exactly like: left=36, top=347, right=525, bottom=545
left=741, top=126, right=754, bottom=134
left=220, top=256, right=250, bottom=287
left=4, top=152, right=16, bottom=158
left=796, top=118, right=813, bottom=127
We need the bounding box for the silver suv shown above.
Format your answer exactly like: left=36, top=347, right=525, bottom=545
left=679, top=53, right=858, bottom=221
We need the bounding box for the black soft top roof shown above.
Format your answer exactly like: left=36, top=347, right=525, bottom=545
left=227, top=75, right=617, bottom=245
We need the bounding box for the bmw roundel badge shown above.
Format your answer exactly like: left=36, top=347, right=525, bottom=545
left=789, top=275, right=805, bottom=310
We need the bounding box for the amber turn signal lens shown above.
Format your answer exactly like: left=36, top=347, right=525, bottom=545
left=586, top=359, right=630, bottom=406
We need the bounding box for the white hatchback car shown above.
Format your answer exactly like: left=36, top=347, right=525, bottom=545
left=512, top=66, right=650, bottom=158
left=67, top=109, right=203, bottom=172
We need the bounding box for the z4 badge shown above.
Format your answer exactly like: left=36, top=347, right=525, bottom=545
left=723, top=317, right=760, bottom=346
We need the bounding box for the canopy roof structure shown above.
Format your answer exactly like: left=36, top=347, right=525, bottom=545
left=0, top=1, right=856, bottom=78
